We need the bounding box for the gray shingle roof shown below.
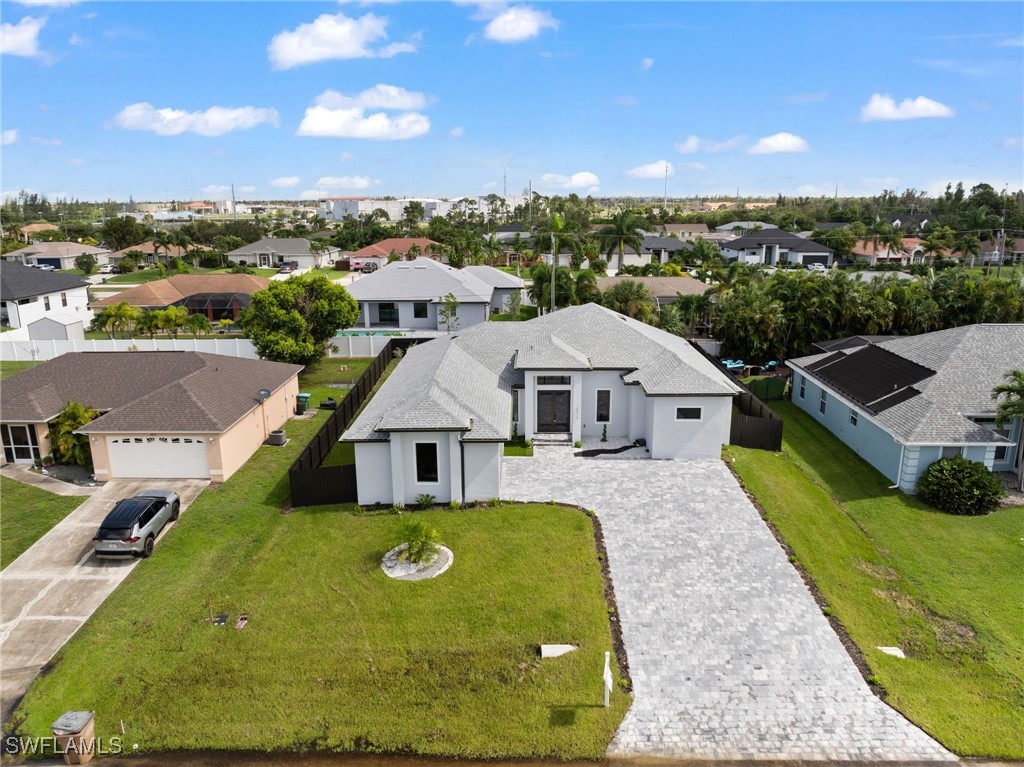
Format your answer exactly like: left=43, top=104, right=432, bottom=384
left=225, top=238, right=318, bottom=257
left=0, top=261, right=90, bottom=300
left=791, top=324, right=1024, bottom=444
left=346, top=257, right=493, bottom=303
left=12, top=242, right=110, bottom=258
left=724, top=229, right=833, bottom=254
left=0, top=352, right=302, bottom=432
left=462, top=265, right=525, bottom=290
left=343, top=303, right=740, bottom=443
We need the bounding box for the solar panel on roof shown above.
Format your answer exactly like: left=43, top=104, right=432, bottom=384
left=811, top=345, right=934, bottom=411
left=870, top=386, right=921, bottom=413
left=805, top=352, right=846, bottom=372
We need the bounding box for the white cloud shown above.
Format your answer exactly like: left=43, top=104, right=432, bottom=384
left=684, top=162, right=709, bottom=172
left=674, top=134, right=744, bottom=154
left=314, top=84, right=429, bottom=111
left=113, top=102, right=280, bottom=136
left=338, top=152, right=354, bottom=161
left=449, top=126, right=464, bottom=138
left=315, top=175, right=374, bottom=189
left=69, top=33, right=84, bottom=45
left=297, top=89, right=429, bottom=140
left=239, top=185, right=256, bottom=194
left=1, top=16, right=46, bottom=57
left=915, top=59, right=989, bottom=77
left=626, top=160, right=674, bottom=179
left=484, top=5, right=558, bottom=43
left=267, top=12, right=417, bottom=69
left=30, top=136, right=62, bottom=146
left=68, top=157, right=85, bottom=166
left=14, top=0, right=79, bottom=6
left=748, top=132, right=809, bottom=154
left=1004, top=137, right=1023, bottom=150
left=481, top=181, right=498, bottom=190
left=542, top=171, right=600, bottom=190
left=613, top=95, right=637, bottom=107
left=271, top=176, right=301, bottom=188
left=860, top=93, right=954, bottom=122
left=640, top=57, right=654, bottom=71
left=1, top=129, right=18, bottom=145
left=996, top=37, right=1023, bottom=48
left=674, top=135, right=700, bottom=154
left=202, top=184, right=232, bottom=197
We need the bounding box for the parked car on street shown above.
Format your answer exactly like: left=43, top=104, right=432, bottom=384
left=98, top=263, right=116, bottom=274
left=92, top=490, right=181, bottom=558
left=805, top=262, right=827, bottom=272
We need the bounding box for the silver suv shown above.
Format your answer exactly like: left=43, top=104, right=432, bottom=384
left=92, top=490, right=180, bottom=558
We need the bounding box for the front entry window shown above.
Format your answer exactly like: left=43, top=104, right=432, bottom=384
left=2, top=424, right=41, bottom=463
left=415, top=442, right=439, bottom=483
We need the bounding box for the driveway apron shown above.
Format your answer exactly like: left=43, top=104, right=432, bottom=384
left=1, top=479, right=208, bottom=724
left=502, top=448, right=955, bottom=762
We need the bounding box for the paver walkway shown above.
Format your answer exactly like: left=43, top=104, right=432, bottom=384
left=1, top=479, right=208, bottom=723
left=502, top=448, right=956, bottom=762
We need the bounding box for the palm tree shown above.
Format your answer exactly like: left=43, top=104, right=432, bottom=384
left=156, top=306, right=188, bottom=338
left=602, top=279, right=658, bottom=325
left=598, top=209, right=645, bottom=273
left=151, top=230, right=174, bottom=263
left=992, top=369, right=1024, bottom=491
left=136, top=309, right=160, bottom=338
left=101, top=301, right=140, bottom=339
left=184, top=313, right=212, bottom=338
left=481, top=234, right=505, bottom=266
left=308, top=238, right=330, bottom=268
left=574, top=269, right=601, bottom=304
left=48, top=401, right=99, bottom=468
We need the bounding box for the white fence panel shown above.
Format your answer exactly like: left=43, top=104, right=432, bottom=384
left=0, top=337, right=259, bottom=361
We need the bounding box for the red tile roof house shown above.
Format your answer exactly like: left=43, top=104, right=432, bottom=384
left=0, top=352, right=302, bottom=481
left=351, top=238, right=441, bottom=264
left=90, top=274, right=270, bottom=321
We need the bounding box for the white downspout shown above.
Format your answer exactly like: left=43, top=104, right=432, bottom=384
left=890, top=443, right=905, bottom=490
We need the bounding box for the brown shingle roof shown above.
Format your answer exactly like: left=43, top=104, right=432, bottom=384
left=90, top=274, right=270, bottom=308
left=1, top=352, right=302, bottom=432
left=107, top=241, right=211, bottom=260
left=596, top=275, right=711, bottom=304
left=352, top=238, right=439, bottom=257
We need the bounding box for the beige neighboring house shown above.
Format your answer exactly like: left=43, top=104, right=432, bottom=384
left=596, top=275, right=711, bottom=307
left=4, top=241, right=111, bottom=270
left=660, top=223, right=710, bottom=241
left=107, top=241, right=211, bottom=265
left=17, top=222, right=61, bottom=242
left=0, top=352, right=302, bottom=481
left=851, top=238, right=926, bottom=266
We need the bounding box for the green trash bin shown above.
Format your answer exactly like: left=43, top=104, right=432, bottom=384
left=296, top=392, right=310, bottom=415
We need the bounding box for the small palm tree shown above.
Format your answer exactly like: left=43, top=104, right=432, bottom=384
left=184, top=313, right=212, bottom=338
left=48, top=401, right=99, bottom=468
left=602, top=279, right=658, bottom=325
left=136, top=309, right=160, bottom=338
left=151, top=230, right=174, bottom=263
left=992, top=369, right=1024, bottom=491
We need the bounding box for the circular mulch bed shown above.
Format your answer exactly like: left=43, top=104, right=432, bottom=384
left=380, top=544, right=453, bottom=581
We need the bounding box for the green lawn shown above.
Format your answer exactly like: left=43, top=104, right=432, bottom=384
left=726, top=401, right=1024, bottom=758
left=504, top=437, right=534, bottom=457
left=320, top=358, right=398, bottom=467
left=0, top=361, right=38, bottom=380
left=10, top=395, right=628, bottom=757
left=103, top=267, right=277, bottom=284
left=491, top=306, right=539, bottom=322
left=0, top=476, right=86, bottom=569
left=303, top=267, right=350, bottom=279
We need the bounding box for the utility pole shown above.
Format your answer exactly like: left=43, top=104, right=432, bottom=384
left=528, top=180, right=532, bottom=225
left=231, top=183, right=237, bottom=224
left=663, top=163, right=668, bottom=211
left=550, top=232, right=556, bottom=316
left=503, top=150, right=507, bottom=200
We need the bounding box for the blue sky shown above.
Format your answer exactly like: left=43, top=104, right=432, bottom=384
left=1, top=1, right=1022, bottom=202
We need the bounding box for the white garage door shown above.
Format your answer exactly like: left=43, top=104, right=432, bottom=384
left=106, top=436, right=210, bottom=479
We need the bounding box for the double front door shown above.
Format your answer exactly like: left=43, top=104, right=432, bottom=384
left=536, top=391, right=570, bottom=433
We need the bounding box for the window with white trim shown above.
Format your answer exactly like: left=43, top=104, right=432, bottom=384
left=849, top=409, right=858, bottom=427
left=675, top=407, right=702, bottom=420
left=415, top=442, right=439, bottom=483
left=798, top=375, right=805, bottom=399
left=596, top=390, right=610, bottom=423
left=819, top=390, right=827, bottom=414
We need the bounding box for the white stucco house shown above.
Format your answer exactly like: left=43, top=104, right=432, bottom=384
left=346, top=258, right=524, bottom=330
left=789, top=325, right=1023, bottom=494
left=341, top=303, right=742, bottom=505
left=721, top=230, right=834, bottom=267
left=224, top=238, right=340, bottom=270
left=0, top=262, right=92, bottom=340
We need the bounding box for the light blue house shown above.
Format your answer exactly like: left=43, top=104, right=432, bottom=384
left=788, top=325, right=1023, bottom=494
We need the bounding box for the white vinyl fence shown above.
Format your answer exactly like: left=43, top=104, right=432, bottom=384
left=329, top=335, right=396, bottom=358
left=0, top=337, right=260, bottom=361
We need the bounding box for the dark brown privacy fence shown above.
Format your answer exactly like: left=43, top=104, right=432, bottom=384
left=687, top=341, right=784, bottom=452
left=289, top=338, right=417, bottom=507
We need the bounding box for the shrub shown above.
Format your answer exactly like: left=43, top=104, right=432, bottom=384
left=449, top=500, right=461, bottom=511
left=398, top=518, right=440, bottom=564
left=601, top=424, right=608, bottom=442
left=574, top=440, right=582, bottom=448
left=415, top=493, right=436, bottom=509
left=198, top=253, right=223, bottom=269
left=916, top=456, right=1005, bottom=516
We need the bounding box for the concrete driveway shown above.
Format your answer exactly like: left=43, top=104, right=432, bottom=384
left=502, top=448, right=955, bottom=762
left=0, top=479, right=207, bottom=723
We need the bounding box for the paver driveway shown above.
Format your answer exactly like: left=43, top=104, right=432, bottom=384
left=0, top=479, right=208, bottom=723
left=502, top=448, right=955, bottom=762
